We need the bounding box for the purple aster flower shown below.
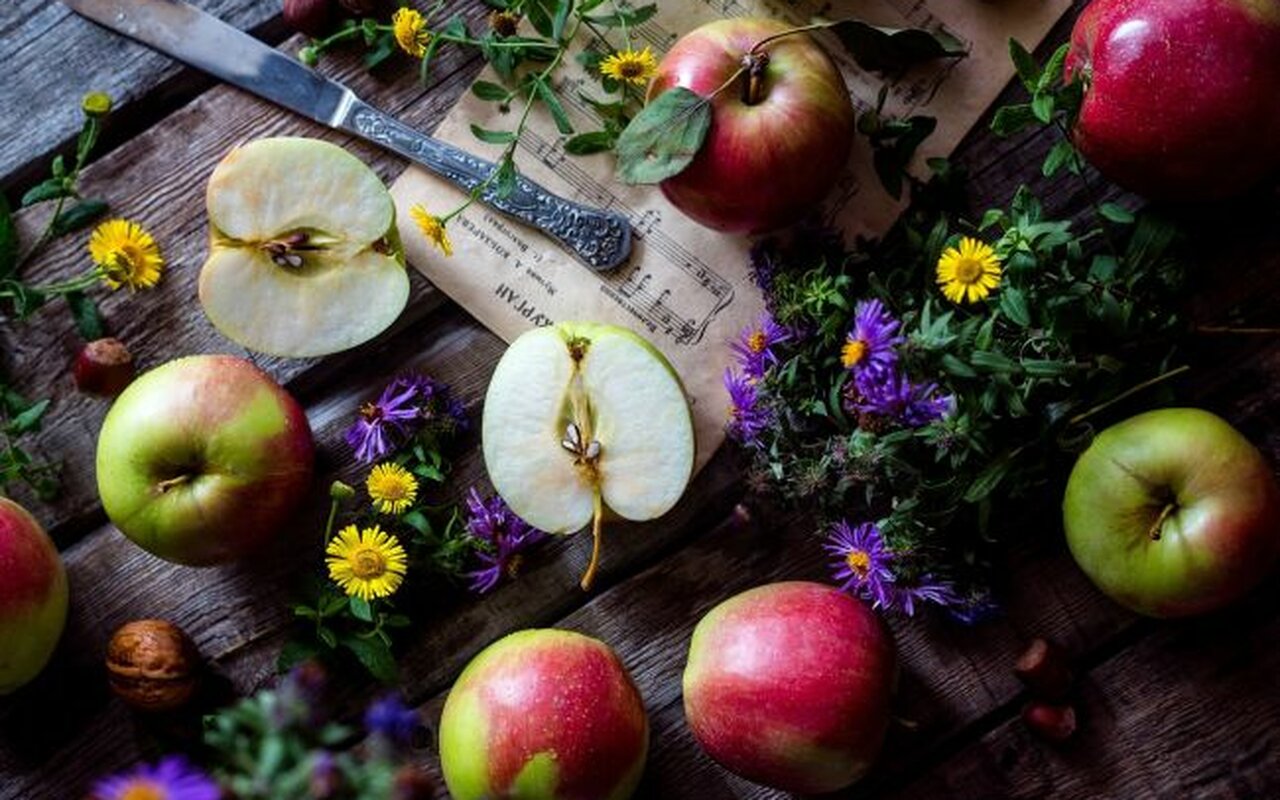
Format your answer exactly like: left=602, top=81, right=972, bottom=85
left=892, top=576, right=963, bottom=617
left=345, top=378, right=423, bottom=463
left=841, top=299, right=903, bottom=377
left=364, top=693, right=421, bottom=746
left=724, top=369, right=772, bottom=446
left=824, top=520, right=897, bottom=610
left=729, top=315, right=790, bottom=380
left=464, top=489, right=547, bottom=594
left=748, top=239, right=780, bottom=300
left=854, top=368, right=954, bottom=428
left=91, top=756, right=221, bottom=800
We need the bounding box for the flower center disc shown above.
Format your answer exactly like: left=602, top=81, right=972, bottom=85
left=842, top=339, right=868, bottom=368
left=120, top=782, right=166, bottom=800
left=353, top=549, right=387, bottom=579
left=846, top=549, right=871, bottom=576
left=954, top=258, right=983, bottom=284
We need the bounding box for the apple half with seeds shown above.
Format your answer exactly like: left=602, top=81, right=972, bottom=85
left=198, top=137, right=409, bottom=358
left=482, top=323, right=695, bottom=589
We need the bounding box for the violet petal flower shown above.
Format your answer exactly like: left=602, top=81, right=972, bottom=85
left=364, top=693, right=420, bottom=746
left=464, top=490, right=547, bottom=594
left=842, top=299, right=904, bottom=378
left=854, top=368, right=954, bottom=428
left=824, top=520, right=897, bottom=610
left=724, top=369, right=772, bottom=447
left=729, top=315, right=790, bottom=381
left=92, top=756, right=221, bottom=800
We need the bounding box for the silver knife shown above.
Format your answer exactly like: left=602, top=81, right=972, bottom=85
left=62, top=0, right=632, bottom=271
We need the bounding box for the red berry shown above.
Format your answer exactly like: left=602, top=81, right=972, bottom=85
left=1013, top=637, right=1074, bottom=700
left=1022, top=702, right=1077, bottom=742
left=73, top=337, right=135, bottom=397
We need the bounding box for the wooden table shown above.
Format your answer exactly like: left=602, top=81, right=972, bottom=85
left=2, top=1, right=1279, bottom=797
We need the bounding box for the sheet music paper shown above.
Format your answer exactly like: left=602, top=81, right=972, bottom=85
left=391, top=0, right=1072, bottom=469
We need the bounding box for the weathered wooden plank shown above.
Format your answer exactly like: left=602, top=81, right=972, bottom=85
left=0, top=0, right=284, bottom=188
left=884, top=587, right=1280, bottom=800
left=0, top=21, right=491, bottom=534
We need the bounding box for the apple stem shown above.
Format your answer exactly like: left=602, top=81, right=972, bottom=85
left=580, top=492, right=605, bottom=591
left=739, top=52, right=771, bottom=105
left=155, top=475, right=192, bottom=493
left=1147, top=503, right=1176, bottom=541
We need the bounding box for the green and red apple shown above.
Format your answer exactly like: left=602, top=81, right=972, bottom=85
left=95, top=354, right=315, bottom=566
left=683, top=581, right=896, bottom=793
left=199, top=136, right=410, bottom=357
left=439, top=628, right=649, bottom=800
left=0, top=498, right=68, bottom=694
left=1066, top=0, right=1280, bottom=200
left=648, top=17, right=856, bottom=234
left=1063, top=408, right=1280, bottom=617
left=482, top=322, right=694, bottom=589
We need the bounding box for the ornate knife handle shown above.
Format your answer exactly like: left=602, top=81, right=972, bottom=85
left=345, top=102, right=632, bottom=272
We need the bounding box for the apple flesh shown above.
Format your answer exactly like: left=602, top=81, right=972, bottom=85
left=1066, top=0, right=1280, bottom=200
left=482, top=322, right=695, bottom=589
left=1063, top=408, right=1280, bottom=617
left=649, top=17, right=856, bottom=234
left=199, top=137, right=410, bottom=357
left=96, top=355, right=315, bottom=566
left=439, top=629, right=649, bottom=800
left=683, top=581, right=896, bottom=793
left=0, top=498, right=68, bottom=694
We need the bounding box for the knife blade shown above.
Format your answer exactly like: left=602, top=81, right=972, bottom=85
left=61, top=0, right=632, bottom=271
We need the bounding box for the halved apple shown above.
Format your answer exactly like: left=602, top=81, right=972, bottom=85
left=198, top=137, right=409, bottom=358
left=482, top=323, right=696, bottom=589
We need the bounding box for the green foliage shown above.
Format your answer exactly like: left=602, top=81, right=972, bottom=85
left=615, top=88, right=711, bottom=184
left=822, top=17, right=967, bottom=75
left=737, top=176, right=1187, bottom=597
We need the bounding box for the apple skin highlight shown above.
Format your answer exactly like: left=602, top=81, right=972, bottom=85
left=0, top=498, right=69, bottom=695
left=682, top=581, right=896, bottom=794
left=440, top=629, right=649, bottom=800
left=1066, top=0, right=1280, bottom=201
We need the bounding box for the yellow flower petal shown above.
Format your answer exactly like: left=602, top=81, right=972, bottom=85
left=393, top=7, right=432, bottom=58
left=326, top=524, right=408, bottom=601
left=600, top=47, right=659, bottom=86
left=88, top=218, right=164, bottom=291
left=410, top=203, right=453, bottom=257
left=367, top=463, right=419, bottom=515
left=935, top=236, right=1001, bottom=305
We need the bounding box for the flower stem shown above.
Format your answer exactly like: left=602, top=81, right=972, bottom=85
left=1067, top=364, right=1190, bottom=427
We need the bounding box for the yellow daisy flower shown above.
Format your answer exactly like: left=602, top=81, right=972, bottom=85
left=366, top=463, right=419, bottom=515
left=392, top=7, right=432, bottom=58
left=600, top=47, right=659, bottom=86
left=326, top=524, right=408, bottom=601
left=410, top=203, right=453, bottom=256
left=936, top=237, right=1002, bottom=304
left=88, top=218, right=164, bottom=291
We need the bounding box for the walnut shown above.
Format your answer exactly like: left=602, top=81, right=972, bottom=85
left=105, top=619, right=201, bottom=712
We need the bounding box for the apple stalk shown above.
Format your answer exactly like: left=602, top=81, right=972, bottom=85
left=563, top=345, right=607, bottom=591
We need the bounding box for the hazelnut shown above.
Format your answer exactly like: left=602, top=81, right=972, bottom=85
left=1013, top=637, right=1074, bottom=701
left=283, top=0, right=335, bottom=38
left=106, top=619, right=201, bottom=712
left=1021, top=702, right=1077, bottom=742
left=73, top=337, right=134, bottom=396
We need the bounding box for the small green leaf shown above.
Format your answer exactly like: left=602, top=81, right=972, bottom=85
left=349, top=596, right=374, bottom=622
left=585, top=3, right=657, bottom=27
left=65, top=291, right=105, bottom=340
left=999, top=287, right=1031, bottom=327
left=1031, top=92, right=1055, bottom=123
left=21, top=179, right=72, bottom=208
left=472, top=80, right=512, bottom=102
left=990, top=104, right=1038, bottom=137
left=277, top=638, right=323, bottom=671
left=564, top=130, right=614, bottom=155
left=825, top=18, right=967, bottom=74
left=1008, top=38, right=1040, bottom=90
left=1042, top=139, right=1075, bottom=177
left=6, top=399, right=50, bottom=435
left=550, top=0, right=572, bottom=41
left=1037, top=43, right=1071, bottom=92
left=965, top=454, right=1013, bottom=503
left=470, top=124, right=517, bottom=145
left=1099, top=202, right=1135, bottom=225
left=50, top=198, right=108, bottom=236
left=340, top=635, right=398, bottom=683
left=533, top=78, right=574, bottom=135
left=615, top=88, right=711, bottom=185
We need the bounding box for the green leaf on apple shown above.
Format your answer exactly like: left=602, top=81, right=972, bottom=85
left=822, top=18, right=967, bottom=75
left=615, top=87, right=712, bottom=185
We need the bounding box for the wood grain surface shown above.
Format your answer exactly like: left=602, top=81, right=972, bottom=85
left=2, top=1, right=1279, bottom=798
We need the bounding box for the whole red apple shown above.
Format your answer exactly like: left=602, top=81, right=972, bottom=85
left=1063, top=408, right=1280, bottom=617
left=1066, top=0, right=1280, bottom=200
left=439, top=629, right=649, bottom=800
left=648, top=18, right=856, bottom=234
left=95, top=355, right=315, bottom=565
left=0, top=498, right=69, bottom=694
left=683, top=581, right=895, bottom=793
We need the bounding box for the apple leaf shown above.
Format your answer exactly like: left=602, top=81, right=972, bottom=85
left=823, top=18, right=967, bottom=75
left=615, top=88, right=711, bottom=185
left=65, top=290, right=105, bottom=341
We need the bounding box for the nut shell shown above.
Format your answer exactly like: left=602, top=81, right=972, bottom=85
left=106, top=619, right=201, bottom=712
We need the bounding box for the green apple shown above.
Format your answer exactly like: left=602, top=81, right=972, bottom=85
left=482, top=323, right=695, bottom=589
left=96, top=355, right=315, bottom=565
left=198, top=136, right=409, bottom=358
left=1063, top=408, right=1280, bottom=617
left=439, top=629, right=649, bottom=800
left=0, top=498, right=68, bottom=694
